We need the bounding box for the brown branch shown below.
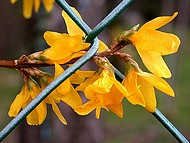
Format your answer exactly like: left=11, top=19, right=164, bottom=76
left=15, top=63, right=53, bottom=69
left=0, top=59, right=53, bottom=69
left=113, top=51, right=131, bottom=62
left=0, top=39, right=129, bottom=70
left=0, top=60, right=16, bottom=69
left=96, top=40, right=129, bottom=57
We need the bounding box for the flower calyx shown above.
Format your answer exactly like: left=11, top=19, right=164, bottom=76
left=20, top=67, right=45, bottom=83
left=93, top=56, right=114, bottom=73
left=109, top=24, right=139, bottom=50
left=124, top=58, right=140, bottom=76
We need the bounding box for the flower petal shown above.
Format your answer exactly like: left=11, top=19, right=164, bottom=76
left=29, top=81, right=47, bottom=125
left=164, top=33, right=181, bottom=55
left=44, top=31, right=69, bottom=46
left=111, top=77, right=128, bottom=98
left=54, top=63, right=71, bottom=95
left=74, top=97, right=100, bottom=116
left=23, top=0, right=33, bottom=19
left=42, top=35, right=90, bottom=63
left=137, top=76, right=156, bottom=112
left=50, top=98, right=67, bottom=125
left=107, top=103, right=123, bottom=118
left=42, top=0, right=54, bottom=12
left=69, top=70, right=95, bottom=84
left=75, top=73, right=98, bottom=91
left=10, top=0, right=17, bottom=4
left=122, top=70, right=145, bottom=106
left=52, top=51, right=86, bottom=65
left=23, top=97, right=44, bottom=125
left=61, top=85, right=82, bottom=109
left=8, top=84, right=30, bottom=117
left=35, top=102, right=47, bottom=125
left=139, top=12, right=178, bottom=30
left=93, top=73, right=114, bottom=92
left=138, top=50, right=171, bottom=78
left=130, top=29, right=180, bottom=55
left=26, top=106, right=40, bottom=125
left=98, top=40, right=108, bottom=52
left=137, top=71, right=174, bottom=96
left=107, top=84, right=124, bottom=104
left=34, top=0, right=40, bottom=12
left=85, top=85, right=109, bottom=99
left=103, top=85, right=124, bottom=118
left=62, top=8, right=84, bottom=36
left=95, top=107, right=101, bottom=119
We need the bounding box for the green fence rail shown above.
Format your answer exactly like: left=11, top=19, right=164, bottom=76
left=0, top=0, right=189, bottom=142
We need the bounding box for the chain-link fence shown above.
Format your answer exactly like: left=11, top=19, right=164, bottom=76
left=0, top=0, right=189, bottom=142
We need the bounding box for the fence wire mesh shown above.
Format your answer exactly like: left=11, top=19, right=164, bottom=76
left=0, top=0, right=189, bottom=142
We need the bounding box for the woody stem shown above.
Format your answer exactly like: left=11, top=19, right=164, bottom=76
left=0, top=60, right=52, bottom=69
left=0, top=60, right=15, bottom=69
left=96, top=41, right=129, bottom=57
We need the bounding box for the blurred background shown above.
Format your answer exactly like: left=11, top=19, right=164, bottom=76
left=0, top=0, right=190, bottom=143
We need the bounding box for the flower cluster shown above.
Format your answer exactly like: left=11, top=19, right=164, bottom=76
left=8, top=6, right=180, bottom=125
left=9, top=64, right=82, bottom=125
left=10, top=0, right=54, bottom=19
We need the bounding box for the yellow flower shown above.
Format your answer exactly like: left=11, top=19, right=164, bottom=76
left=39, top=7, right=108, bottom=64
left=127, top=12, right=180, bottom=78
left=62, top=7, right=108, bottom=52
left=8, top=63, right=82, bottom=125
left=41, top=33, right=90, bottom=64
left=40, top=63, right=82, bottom=111
left=69, top=70, right=95, bottom=84
left=8, top=78, right=47, bottom=125
left=51, top=63, right=82, bottom=109
left=75, top=70, right=100, bottom=92
left=122, top=59, right=174, bottom=112
left=40, top=76, right=68, bottom=125
left=75, top=69, right=128, bottom=119
left=10, top=0, right=54, bottom=19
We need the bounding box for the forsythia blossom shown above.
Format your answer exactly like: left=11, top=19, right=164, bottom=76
left=41, top=33, right=90, bottom=65
left=39, top=7, right=107, bottom=64
left=9, top=78, right=50, bottom=125
left=127, top=12, right=180, bottom=78
left=42, top=63, right=82, bottom=110
left=61, top=7, right=108, bottom=52
left=10, top=0, right=54, bottom=19
left=8, top=63, right=82, bottom=125
left=7, top=7, right=180, bottom=126
left=75, top=68, right=129, bottom=119
left=122, top=59, right=174, bottom=112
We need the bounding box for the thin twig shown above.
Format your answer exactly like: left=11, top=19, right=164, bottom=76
left=0, top=60, right=16, bottom=69
left=0, top=60, right=52, bottom=69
